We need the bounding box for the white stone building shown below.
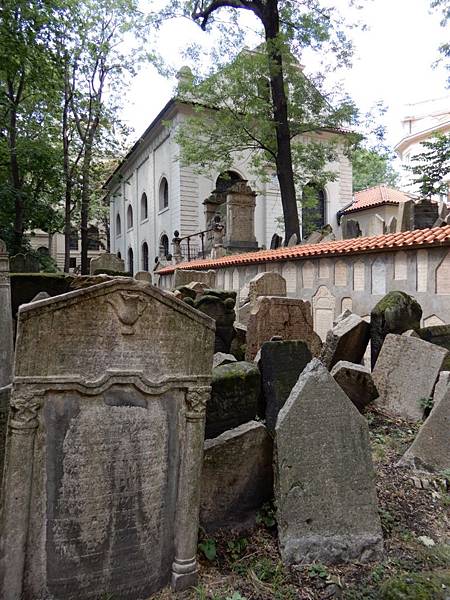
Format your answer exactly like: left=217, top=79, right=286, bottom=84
left=395, top=95, right=450, bottom=194
left=104, top=99, right=353, bottom=274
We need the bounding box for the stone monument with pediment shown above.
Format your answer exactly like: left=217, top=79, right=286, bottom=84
left=224, top=181, right=258, bottom=253
left=0, top=280, right=215, bottom=599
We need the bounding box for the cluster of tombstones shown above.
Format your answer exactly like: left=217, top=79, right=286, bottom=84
left=0, top=242, right=449, bottom=599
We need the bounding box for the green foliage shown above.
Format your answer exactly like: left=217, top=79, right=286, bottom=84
left=419, top=396, right=434, bottom=412
left=198, top=538, right=217, bottom=561
left=227, top=537, right=248, bottom=561
left=256, top=500, right=276, bottom=528
left=352, top=147, right=400, bottom=192
left=408, top=133, right=450, bottom=198
left=307, top=563, right=330, bottom=581
left=380, top=571, right=450, bottom=599
left=431, top=0, right=450, bottom=87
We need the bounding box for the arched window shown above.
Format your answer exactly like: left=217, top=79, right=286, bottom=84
left=116, top=214, right=121, bottom=236
left=128, top=247, right=134, bottom=275
left=215, top=170, right=243, bottom=193
left=302, top=184, right=326, bottom=238
left=159, top=177, right=169, bottom=211
left=142, top=242, right=149, bottom=271
left=141, top=192, right=148, bottom=221
left=159, top=234, right=169, bottom=258
left=87, top=225, right=100, bottom=251
left=127, top=205, right=133, bottom=229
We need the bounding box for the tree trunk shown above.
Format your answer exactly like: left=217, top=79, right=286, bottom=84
left=80, top=129, right=96, bottom=274
left=262, top=0, right=301, bottom=243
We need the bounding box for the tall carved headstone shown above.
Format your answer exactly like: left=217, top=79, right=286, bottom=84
left=0, top=280, right=215, bottom=599
left=0, top=240, right=13, bottom=488
left=275, top=359, right=383, bottom=565
left=89, top=252, right=125, bottom=274
left=224, top=181, right=258, bottom=253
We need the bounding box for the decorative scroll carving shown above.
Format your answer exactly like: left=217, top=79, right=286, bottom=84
left=107, top=291, right=148, bottom=334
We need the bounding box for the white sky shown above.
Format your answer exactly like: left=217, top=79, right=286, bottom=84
left=121, top=0, right=449, bottom=151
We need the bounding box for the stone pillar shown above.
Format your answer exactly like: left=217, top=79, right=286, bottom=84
left=0, top=240, right=13, bottom=388
left=172, top=386, right=210, bottom=591
left=172, top=231, right=183, bottom=264
left=224, top=182, right=258, bottom=253
left=1, top=389, right=41, bottom=599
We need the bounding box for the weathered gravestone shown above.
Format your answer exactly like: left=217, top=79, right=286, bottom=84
left=320, top=313, right=370, bottom=370
left=134, top=270, right=152, bottom=284
left=200, top=421, right=273, bottom=532
left=259, top=339, right=312, bottom=432
left=206, top=361, right=261, bottom=439
left=239, top=271, right=287, bottom=325
left=245, top=296, right=322, bottom=361
left=194, top=290, right=236, bottom=353
left=89, top=252, right=125, bottom=274
left=416, top=324, right=450, bottom=370
left=9, top=252, right=40, bottom=273
left=173, top=268, right=216, bottom=288
left=398, top=386, right=450, bottom=473
left=275, top=359, right=383, bottom=565
left=373, top=334, right=449, bottom=421
left=0, top=280, right=215, bottom=599
left=433, top=371, right=450, bottom=406
left=331, top=361, right=378, bottom=412
left=370, top=291, right=422, bottom=368
left=212, top=352, right=237, bottom=369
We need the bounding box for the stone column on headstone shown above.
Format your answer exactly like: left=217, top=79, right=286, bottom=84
left=172, top=386, right=210, bottom=590
left=224, top=181, right=258, bottom=252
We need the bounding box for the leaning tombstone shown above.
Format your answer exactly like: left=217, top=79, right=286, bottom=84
left=373, top=334, right=449, bottom=421
left=200, top=421, right=273, bottom=532
left=246, top=296, right=322, bottom=361
left=259, top=339, right=312, bottom=432
left=0, top=279, right=215, bottom=599
left=370, top=291, right=422, bottom=368
left=275, top=359, right=383, bottom=565
left=331, top=361, right=378, bottom=412
left=320, top=313, right=370, bottom=370
left=416, top=324, right=450, bottom=370
left=398, top=387, right=450, bottom=474
left=173, top=268, right=216, bottom=288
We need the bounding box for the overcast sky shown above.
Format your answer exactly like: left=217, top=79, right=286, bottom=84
left=121, top=0, right=449, bottom=151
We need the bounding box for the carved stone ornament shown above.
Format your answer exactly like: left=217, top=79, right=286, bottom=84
left=9, top=392, right=42, bottom=431
left=185, top=387, right=210, bottom=419
left=107, top=291, right=148, bottom=334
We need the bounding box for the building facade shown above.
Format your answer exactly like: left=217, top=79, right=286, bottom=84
left=104, top=99, right=353, bottom=275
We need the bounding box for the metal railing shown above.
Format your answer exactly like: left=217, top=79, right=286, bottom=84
left=172, top=216, right=224, bottom=262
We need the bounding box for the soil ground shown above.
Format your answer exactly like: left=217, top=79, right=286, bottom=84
left=153, top=408, right=450, bottom=600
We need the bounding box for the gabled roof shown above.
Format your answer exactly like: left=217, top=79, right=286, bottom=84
left=156, top=225, right=450, bottom=274
left=342, top=185, right=416, bottom=215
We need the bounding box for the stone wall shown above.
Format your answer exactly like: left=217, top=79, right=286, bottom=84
left=159, top=246, right=450, bottom=334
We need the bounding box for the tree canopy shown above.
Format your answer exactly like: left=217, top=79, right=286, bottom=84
left=408, top=132, right=450, bottom=198
left=352, top=147, right=399, bottom=192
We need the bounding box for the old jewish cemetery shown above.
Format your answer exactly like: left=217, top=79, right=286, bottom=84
left=0, top=232, right=449, bottom=599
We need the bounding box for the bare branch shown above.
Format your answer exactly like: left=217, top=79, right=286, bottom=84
left=192, top=0, right=263, bottom=29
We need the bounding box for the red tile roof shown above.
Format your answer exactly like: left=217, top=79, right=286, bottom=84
left=157, top=225, right=450, bottom=274
left=342, top=185, right=416, bottom=214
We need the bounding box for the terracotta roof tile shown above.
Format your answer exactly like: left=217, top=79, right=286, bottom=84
left=342, top=185, right=416, bottom=214
left=156, top=225, right=450, bottom=275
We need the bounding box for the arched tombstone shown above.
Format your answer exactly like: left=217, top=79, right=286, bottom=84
left=1, top=280, right=215, bottom=599
left=312, top=285, right=336, bottom=342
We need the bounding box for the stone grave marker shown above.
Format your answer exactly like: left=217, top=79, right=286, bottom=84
left=331, top=361, right=378, bottom=412
left=9, top=252, right=40, bottom=273
left=212, top=352, right=237, bottom=369
left=370, top=291, right=422, bottom=368
left=239, top=271, right=287, bottom=326
left=245, top=296, right=322, bottom=361
left=416, top=324, right=450, bottom=370
left=0, top=279, right=215, bottom=599
left=200, top=421, right=273, bottom=531
left=398, top=386, right=450, bottom=473
left=173, top=268, right=216, bottom=288
left=206, top=361, right=261, bottom=439
left=89, top=252, right=125, bottom=274
left=259, top=339, right=312, bottom=431
left=373, top=334, right=448, bottom=421
left=433, top=371, right=450, bottom=405
left=134, top=270, right=152, bottom=284
left=275, top=359, right=383, bottom=565
left=320, top=313, right=370, bottom=370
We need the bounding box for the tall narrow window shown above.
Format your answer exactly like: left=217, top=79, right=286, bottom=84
left=141, top=192, right=148, bottom=221
left=128, top=247, right=134, bottom=275
left=127, top=205, right=133, bottom=229
left=142, top=242, right=149, bottom=271
left=302, top=184, right=325, bottom=239
left=159, top=177, right=169, bottom=211
left=159, top=234, right=169, bottom=257
left=116, top=214, right=122, bottom=236
left=87, top=226, right=100, bottom=251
